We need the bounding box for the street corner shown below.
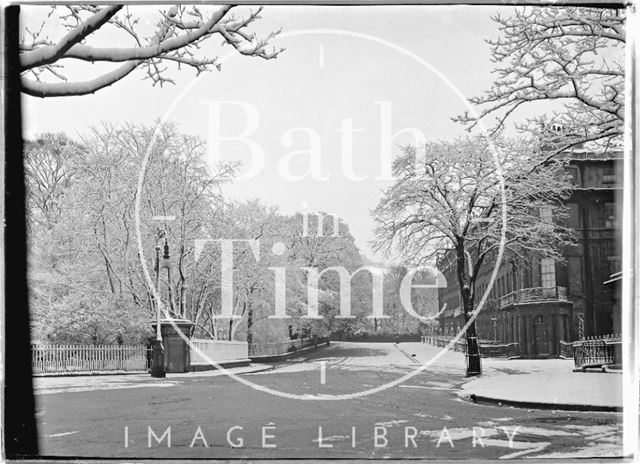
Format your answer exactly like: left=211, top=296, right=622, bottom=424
left=458, top=370, right=623, bottom=412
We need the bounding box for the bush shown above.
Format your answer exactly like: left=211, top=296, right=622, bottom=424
left=35, top=293, right=151, bottom=345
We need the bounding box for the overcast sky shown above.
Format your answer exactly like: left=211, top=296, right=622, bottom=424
left=22, top=5, right=518, bottom=263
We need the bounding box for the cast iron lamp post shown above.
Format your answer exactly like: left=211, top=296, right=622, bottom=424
left=151, top=229, right=168, bottom=378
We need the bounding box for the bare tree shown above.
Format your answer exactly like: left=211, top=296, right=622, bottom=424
left=24, top=133, right=84, bottom=228
left=372, top=136, right=574, bottom=376
left=285, top=212, right=377, bottom=335
left=20, top=5, right=283, bottom=97
left=454, top=7, right=625, bottom=153
left=25, top=123, right=235, bottom=343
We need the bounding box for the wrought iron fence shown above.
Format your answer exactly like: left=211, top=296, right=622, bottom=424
left=572, top=335, right=622, bottom=370
left=32, top=344, right=150, bottom=374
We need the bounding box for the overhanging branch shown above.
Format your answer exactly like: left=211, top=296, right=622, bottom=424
left=21, top=5, right=123, bottom=70
left=21, top=60, right=142, bottom=97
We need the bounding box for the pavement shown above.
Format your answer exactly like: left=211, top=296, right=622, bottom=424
left=398, top=342, right=623, bottom=412
left=33, top=363, right=274, bottom=395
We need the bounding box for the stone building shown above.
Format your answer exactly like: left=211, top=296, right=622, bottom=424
left=436, top=148, right=622, bottom=358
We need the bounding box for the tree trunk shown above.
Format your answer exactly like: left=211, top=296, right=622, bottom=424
left=463, top=296, right=482, bottom=376
left=247, top=304, right=253, bottom=355
left=166, top=267, right=176, bottom=315
left=456, top=240, right=482, bottom=376
left=101, top=254, right=117, bottom=293
left=229, top=300, right=246, bottom=340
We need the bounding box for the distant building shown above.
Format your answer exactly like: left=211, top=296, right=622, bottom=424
left=436, top=148, right=622, bottom=358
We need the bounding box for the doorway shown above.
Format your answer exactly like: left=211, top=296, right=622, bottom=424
left=533, top=315, right=550, bottom=356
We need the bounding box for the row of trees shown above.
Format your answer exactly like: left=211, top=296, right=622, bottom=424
left=26, top=124, right=435, bottom=345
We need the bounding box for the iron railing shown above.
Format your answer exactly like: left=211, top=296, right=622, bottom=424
left=572, top=335, right=622, bottom=370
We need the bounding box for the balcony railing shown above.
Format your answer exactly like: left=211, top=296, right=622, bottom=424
left=497, top=286, right=568, bottom=308
left=438, top=287, right=569, bottom=321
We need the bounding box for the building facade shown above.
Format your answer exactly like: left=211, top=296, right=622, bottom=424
left=436, top=149, right=622, bottom=358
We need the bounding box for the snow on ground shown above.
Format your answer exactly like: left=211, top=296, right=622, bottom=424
left=255, top=342, right=417, bottom=375
left=398, top=342, right=622, bottom=409
left=33, top=341, right=622, bottom=411
left=461, top=370, right=622, bottom=408
left=399, top=342, right=575, bottom=376
left=33, top=364, right=271, bottom=394
left=33, top=341, right=622, bottom=459
left=415, top=420, right=622, bottom=459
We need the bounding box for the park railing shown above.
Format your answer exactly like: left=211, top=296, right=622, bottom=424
left=421, top=335, right=520, bottom=358
left=32, top=344, right=149, bottom=374
left=572, top=335, right=622, bottom=371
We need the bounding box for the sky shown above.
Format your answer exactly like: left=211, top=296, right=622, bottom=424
left=22, top=5, right=514, bottom=263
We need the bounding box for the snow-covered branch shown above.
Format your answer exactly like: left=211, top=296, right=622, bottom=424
left=454, top=7, right=625, bottom=150
left=20, top=5, right=283, bottom=97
